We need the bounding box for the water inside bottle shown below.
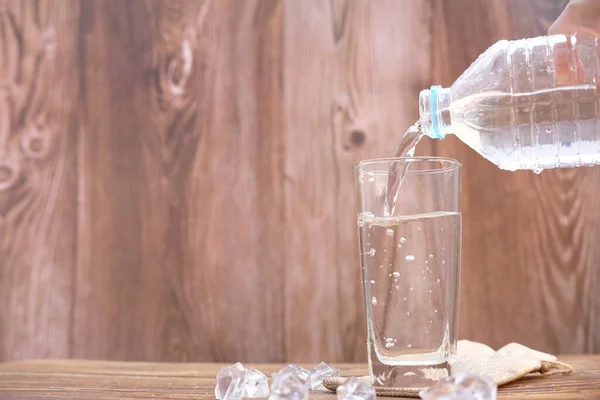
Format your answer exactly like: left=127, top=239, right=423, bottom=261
left=447, top=84, right=600, bottom=172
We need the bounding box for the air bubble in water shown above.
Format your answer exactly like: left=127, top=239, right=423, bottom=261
left=407, top=344, right=412, bottom=348
left=392, top=271, right=400, bottom=278
left=429, top=254, right=434, bottom=259
left=385, top=342, right=394, bottom=348
left=399, top=237, right=407, bottom=244
left=405, top=255, right=415, bottom=261
left=370, top=280, right=375, bottom=284
left=369, top=248, right=376, bottom=257
left=371, top=297, right=378, bottom=305
left=533, top=167, right=544, bottom=174
left=406, top=312, right=410, bottom=316
left=385, top=229, right=394, bottom=236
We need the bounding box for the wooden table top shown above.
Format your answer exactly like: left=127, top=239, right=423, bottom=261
left=0, top=356, right=599, bottom=399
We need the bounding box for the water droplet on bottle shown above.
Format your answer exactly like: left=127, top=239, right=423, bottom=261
left=385, top=342, right=394, bottom=348
left=360, top=212, right=374, bottom=220
left=392, top=271, right=400, bottom=278
left=385, top=229, right=394, bottom=236
left=405, top=255, right=415, bottom=261
left=369, top=248, right=376, bottom=257
left=399, top=237, right=407, bottom=245
left=371, top=297, right=378, bottom=305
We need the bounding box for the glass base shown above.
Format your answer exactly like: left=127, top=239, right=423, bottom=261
left=370, top=361, right=450, bottom=389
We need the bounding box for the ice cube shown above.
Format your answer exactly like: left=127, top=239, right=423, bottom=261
left=215, top=362, right=246, bottom=400
left=418, top=372, right=497, bottom=400
left=336, top=377, right=375, bottom=400
left=272, top=364, right=311, bottom=388
left=269, top=371, right=308, bottom=400
left=309, top=362, right=340, bottom=390
left=241, top=367, right=269, bottom=398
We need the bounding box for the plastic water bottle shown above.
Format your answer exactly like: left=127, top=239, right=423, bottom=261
left=419, top=33, right=600, bottom=172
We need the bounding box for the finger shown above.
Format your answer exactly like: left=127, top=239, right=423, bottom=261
left=549, top=0, right=600, bottom=36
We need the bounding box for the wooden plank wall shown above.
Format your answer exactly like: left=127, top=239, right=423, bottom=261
left=1, top=0, right=594, bottom=364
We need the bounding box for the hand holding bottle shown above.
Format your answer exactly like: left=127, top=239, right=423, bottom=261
left=550, top=0, right=600, bottom=36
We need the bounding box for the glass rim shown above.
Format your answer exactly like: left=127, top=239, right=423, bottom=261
left=355, top=156, right=461, bottom=174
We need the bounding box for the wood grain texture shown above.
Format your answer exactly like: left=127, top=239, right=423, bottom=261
left=1, top=0, right=598, bottom=364
left=0, top=359, right=599, bottom=399
left=74, top=0, right=285, bottom=362
left=0, top=0, right=78, bottom=361
left=282, top=0, right=430, bottom=362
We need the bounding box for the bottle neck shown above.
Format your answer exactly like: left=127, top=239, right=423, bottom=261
left=419, top=86, right=452, bottom=139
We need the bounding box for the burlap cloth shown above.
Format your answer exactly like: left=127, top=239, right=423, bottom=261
left=322, top=340, right=573, bottom=397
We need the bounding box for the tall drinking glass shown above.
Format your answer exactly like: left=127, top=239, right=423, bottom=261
left=355, top=157, right=461, bottom=389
